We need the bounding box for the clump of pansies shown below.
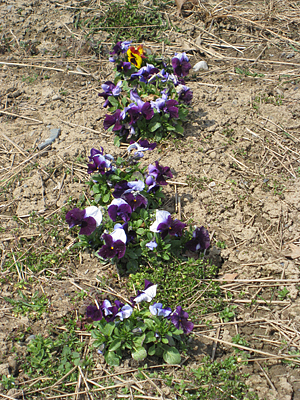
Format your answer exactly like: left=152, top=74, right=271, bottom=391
left=66, top=145, right=210, bottom=273
left=100, top=40, right=193, bottom=146
left=87, top=279, right=194, bottom=365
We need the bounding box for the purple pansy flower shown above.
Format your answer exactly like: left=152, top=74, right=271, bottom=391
left=145, top=238, right=158, bottom=250
left=98, top=227, right=127, bottom=259
left=113, top=181, right=130, bottom=198
left=131, top=64, right=159, bottom=83
left=66, top=206, right=102, bottom=235
left=103, top=109, right=124, bottom=131
left=150, top=210, right=186, bottom=239
left=185, top=226, right=210, bottom=252
left=176, top=84, right=193, bottom=104
left=147, top=161, right=173, bottom=185
left=171, top=306, right=194, bottom=334
left=172, top=52, right=191, bottom=77
left=112, top=180, right=145, bottom=199
left=127, top=90, right=154, bottom=124
left=101, top=300, right=113, bottom=317
left=98, top=81, right=122, bottom=107
left=149, top=303, right=172, bottom=317
left=108, top=198, right=132, bottom=222
left=151, top=93, right=179, bottom=119
left=132, top=280, right=157, bottom=304
left=102, top=300, right=125, bottom=322
left=87, top=147, right=114, bottom=174
left=115, top=304, right=133, bottom=321
left=86, top=305, right=103, bottom=321
left=122, top=192, right=147, bottom=211
left=114, top=222, right=136, bottom=244
left=116, top=61, right=132, bottom=73
left=127, top=139, right=157, bottom=158
left=110, top=40, right=132, bottom=58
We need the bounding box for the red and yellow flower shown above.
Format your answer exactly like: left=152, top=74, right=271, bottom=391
left=127, top=45, right=146, bottom=69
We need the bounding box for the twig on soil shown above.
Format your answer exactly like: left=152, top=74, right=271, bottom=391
left=58, top=119, right=110, bottom=138
left=0, top=110, right=43, bottom=124
left=211, top=326, right=221, bottom=362
left=194, top=333, right=300, bottom=364
left=78, top=366, right=94, bottom=400
left=255, top=361, right=277, bottom=393
left=139, top=370, right=164, bottom=399
left=0, top=61, right=95, bottom=77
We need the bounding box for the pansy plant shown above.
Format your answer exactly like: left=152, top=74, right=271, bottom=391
left=89, top=280, right=193, bottom=366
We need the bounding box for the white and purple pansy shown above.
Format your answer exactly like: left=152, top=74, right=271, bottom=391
left=66, top=206, right=102, bottom=236
left=150, top=210, right=186, bottom=239
left=149, top=303, right=172, bottom=318
left=107, top=198, right=132, bottom=222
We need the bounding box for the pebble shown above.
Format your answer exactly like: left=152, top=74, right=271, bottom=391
left=25, top=335, right=36, bottom=343
left=286, top=52, right=295, bottom=59
left=193, top=61, right=208, bottom=71
left=52, top=94, right=61, bottom=101
left=38, top=127, right=61, bottom=150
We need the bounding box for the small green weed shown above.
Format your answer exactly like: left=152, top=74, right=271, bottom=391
left=278, top=287, right=289, bottom=300
left=219, top=305, right=237, bottom=322
left=23, top=323, right=91, bottom=390
left=5, top=291, right=49, bottom=316
left=74, top=0, right=170, bottom=44
left=180, top=356, right=258, bottom=399
left=22, top=73, right=38, bottom=83
left=235, top=67, right=265, bottom=78
left=129, top=257, right=223, bottom=316
left=1, top=375, right=16, bottom=390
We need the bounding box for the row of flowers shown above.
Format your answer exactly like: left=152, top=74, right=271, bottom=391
left=66, top=146, right=210, bottom=266
left=99, top=41, right=193, bottom=145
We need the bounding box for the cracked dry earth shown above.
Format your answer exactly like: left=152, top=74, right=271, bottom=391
left=1, top=0, right=300, bottom=399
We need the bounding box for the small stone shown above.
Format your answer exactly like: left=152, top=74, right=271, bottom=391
left=38, top=138, right=53, bottom=150
left=52, top=94, right=61, bottom=101
left=49, top=127, right=61, bottom=140
left=25, top=335, right=36, bottom=343
left=232, top=99, right=238, bottom=106
left=286, top=52, right=295, bottom=59
left=193, top=61, right=208, bottom=71
left=7, top=5, right=13, bottom=11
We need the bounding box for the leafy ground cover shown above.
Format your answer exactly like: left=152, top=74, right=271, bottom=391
left=1, top=0, right=300, bottom=399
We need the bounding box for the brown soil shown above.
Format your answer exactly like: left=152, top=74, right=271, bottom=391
left=1, top=0, right=300, bottom=399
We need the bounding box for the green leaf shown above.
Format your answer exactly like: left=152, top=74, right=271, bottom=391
left=107, top=95, right=119, bottom=107
left=101, top=321, right=115, bottom=337
left=102, top=193, right=110, bottom=203
left=132, top=347, right=147, bottom=361
left=114, top=136, right=121, bottom=147
left=136, top=228, right=145, bottom=235
left=149, top=122, right=162, bottom=132
left=174, top=123, right=184, bottom=135
left=148, top=344, right=156, bottom=356
left=145, top=331, right=156, bottom=343
left=109, top=339, right=122, bottom=352
left=163, top=347, right=181, bottom=365
left=105, top=351, right=120, bottom=366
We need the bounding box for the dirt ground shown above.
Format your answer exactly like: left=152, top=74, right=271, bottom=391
left=1, top=0, right=300, bottom=399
